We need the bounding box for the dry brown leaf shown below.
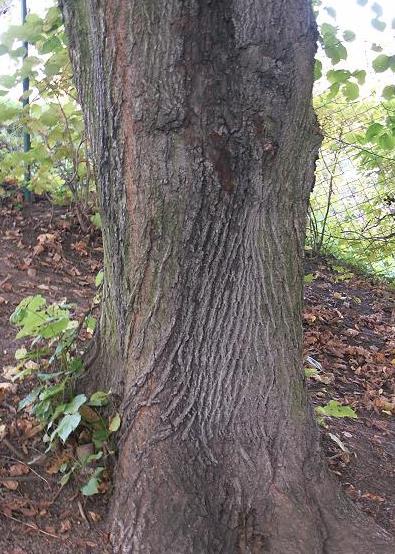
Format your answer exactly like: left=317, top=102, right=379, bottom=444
left=9, top=463, right=29, bottom=477
left=59, top=519, right=72, bottom=533
left=1, top=479, right=19, bottom=490
left=361, top=492, right=385, bottom=503
left=88, top=511, right=101, bottom=522
left=0, top=423, right=6, bottom=440
left=79, top=404, right=101, bottom=423
left=45, top=450, right=73, bottom=475
left=0, top=381, right=17, bottom=400
left=345, top=328, right=360, bottom=337
left=76, top=443, right=94, bottom=461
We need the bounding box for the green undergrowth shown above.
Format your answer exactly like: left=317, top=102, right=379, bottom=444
left=5, top=269, right=118, bottom=495
left=305, top=250, right=395, bottom=288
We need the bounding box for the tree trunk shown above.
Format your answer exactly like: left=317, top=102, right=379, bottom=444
left=61, top=1, right=393, bottom=552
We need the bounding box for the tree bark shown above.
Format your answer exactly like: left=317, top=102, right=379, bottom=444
left=61, top=1, right=393, bottom=552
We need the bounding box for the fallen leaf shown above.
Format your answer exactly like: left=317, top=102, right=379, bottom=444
left=76, top=443, right=94, bottom=462
left=361, top=492, right=385, bottom=503
left=0, top=479, right=19, bottom=490
left=9, top=463, right=29, bottom=477
left=0, top=382, right=17, bottom=400
left=88, top=511, right=101, bottom=522
left=345, top=328, right=360, bottom=337
left=59, top=519, right=72, bottom=533
left=0, top=424, right=6, bottom=440
left=45, top=449, right=73, bottom=475
left=3, top=366, right=21, bottom=380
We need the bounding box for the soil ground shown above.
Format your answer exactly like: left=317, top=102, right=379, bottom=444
left=0, top=199, right=394, bottom=553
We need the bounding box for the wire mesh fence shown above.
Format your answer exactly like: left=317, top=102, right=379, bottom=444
left=308, top=95, right=395, bottom=279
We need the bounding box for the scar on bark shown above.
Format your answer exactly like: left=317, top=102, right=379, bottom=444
left=207, top=131, right=234, bottom=193
left=253, top=114, right=278, bottom=158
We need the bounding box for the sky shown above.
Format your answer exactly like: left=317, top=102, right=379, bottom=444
left=0, top=0, right=53, bottom=100
left=0, top=0, right=394, bottom=99
left=317, top=0, right=395, bottom=94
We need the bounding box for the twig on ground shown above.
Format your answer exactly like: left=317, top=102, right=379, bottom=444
left=1, top=438, right=26, bottom=461
left=77, top=499, right=91, bottom=528
left=0, top=274, right=11, bottom=288
left=0, top=511, right=62, bottom=540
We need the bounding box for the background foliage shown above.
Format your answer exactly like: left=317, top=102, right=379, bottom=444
left=0, top=5, right=95, bottom=215
left=0, top=0, right=393, bottom=275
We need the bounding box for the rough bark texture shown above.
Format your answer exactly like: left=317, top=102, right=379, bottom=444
left=61, top=1, right=393, bottom=552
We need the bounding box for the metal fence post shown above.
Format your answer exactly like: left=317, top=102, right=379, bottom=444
left=21, top=0, right=32, bottom=203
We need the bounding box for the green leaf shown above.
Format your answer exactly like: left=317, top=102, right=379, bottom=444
left=80, top=467, right=104, bottom=496
left=314, top=59, right=322, bottom=81
left=48, top=402, right=67, bottom=426
left=33, top=398, right=51, bottom=419
left=20, top=56, right=40, bottom=78
left=327, top=69, right=350, bottom=84
left=88, top=391, right=109, bottom=407
left=0, top=44, right=8, bottom=56
left=39, top=107, right=60, bottom=126
left=378, top=133, right=395, bottom=150
left=304, top=273, right=315, bottom=284
left=90, top=212, right=101, bottom=229
left=372, top=54, right=390, bottom=72
left=15, top=347, right=28, bottom=360
left=64, top=394, right=87, bottom=414
left=382, top=85, right=395, bottom=100
left=85, top=452, right=103, bottom=464
left=109, top=413, right=121, bottom=433
left=365, top=122, right=384, bottom=141
left=60, top=470, right=72, bottom=487
left=352, top=70, right=366, bottom=85
left=320, top=22, right=337, bottom=38
left=371, top=18, right=386, bottom=32
left=40, top=36, right=62, bottom=55
left=19, top=14, right=44, bottom=42
left=56, top=413, right=81, bottom=443
left=92, top=428, right=110, bottom=449
left=0, top=74, right=16, bottom=89
left=343, top=30, right=355, bottom=42
left=10, top=46, right=26, bottom=58
left=38, top=371, right=64, bottom=382
left=40, top=317, right=69, bottom=338
left=85, top=316, right=96, bottom=332
left=325, top=43, right=347, bottom=65
left=324, top=6, right=336, bottom=18
left=315, top=400, right=357, bottom=419
left=10, top=295, right=46, bottom=325
left=39, top=382, right=64, bottom=401
left=326, top=82, right=340, bottom=100
left=18, top=387, right=41, bottom=411
left=43, top=6, right=62, bottom=33
left=69, top=357, right=84, bottom=373
left=304, top=367, right=318, bottom=378
left=371, top=2, right=383, bottom=17
left=342, top=81, right=359, bottom=101
left=95, top=270, right=104, bottom=287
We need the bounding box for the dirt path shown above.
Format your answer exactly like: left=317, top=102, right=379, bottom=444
left=304, top=256, right=395, bottom=533
left=0, top=200, right=109, bottom=553
left=0, top=200, right=393, bottom=553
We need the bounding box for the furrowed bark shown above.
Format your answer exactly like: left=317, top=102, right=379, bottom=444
left=61, top=1, right=393, bottom=552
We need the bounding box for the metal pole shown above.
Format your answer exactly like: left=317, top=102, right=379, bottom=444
left=21, top=0, right=31, bottom=203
